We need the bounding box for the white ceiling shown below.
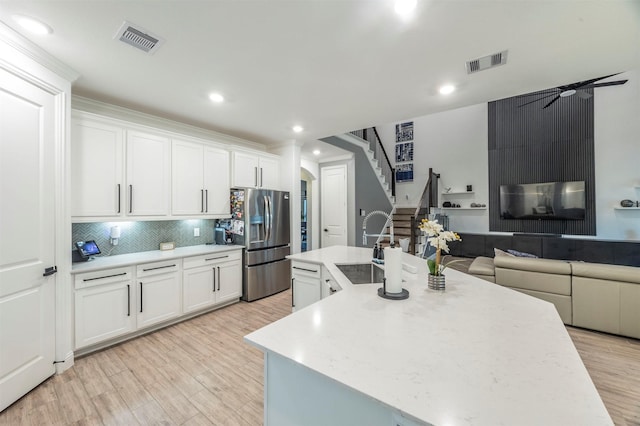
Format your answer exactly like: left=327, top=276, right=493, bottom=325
left=1, top=1, right=638, bottom=156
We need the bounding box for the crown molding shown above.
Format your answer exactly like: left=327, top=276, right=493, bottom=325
left=0, top=21, right=79, bottom=82
left=72, top=95, right=266, bottom=151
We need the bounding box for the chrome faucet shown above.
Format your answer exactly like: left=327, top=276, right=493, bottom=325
left=362, top=210, right=394, bottom=247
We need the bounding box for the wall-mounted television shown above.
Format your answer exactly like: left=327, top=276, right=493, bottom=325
left=499, top=181, right=586, bottom=220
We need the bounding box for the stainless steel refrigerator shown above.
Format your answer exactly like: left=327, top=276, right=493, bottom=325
left=230, top=188, right=291, bottom=301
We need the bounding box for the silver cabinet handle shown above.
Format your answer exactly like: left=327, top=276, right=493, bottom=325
left=260, top=167, right=263, bottom=187
left=212, top=267, right=216, bottom=292
left=205, top=255, right=229, bottom=261
left=201, top=189, right=204, bottom=213
left=217, top=267, right=221, bottom=291
left=205, top=189, right=208, bottom=213
left=292, top=266, right=318, bottom=273
left=129, top=185, right=133, bottom=213
left=291, top=277, right=295, bottom=307
left=117, top=184, right=121, bottom=213
left=254, top=166, right=258, bottom=187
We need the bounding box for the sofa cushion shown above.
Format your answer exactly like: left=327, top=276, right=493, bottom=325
left=494, top=256, right=572, bottom=296
left=469, top=256, right=495, bottom=276
left=494, top=256, right=572, bottom=275
left=571, top=262, right=640, bottom=284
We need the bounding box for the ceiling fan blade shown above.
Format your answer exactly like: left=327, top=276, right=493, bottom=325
left=574, top=73, right=622, bottom=89
left=589, top=79, right=628, bottom=88
left=576, top=90, right=592, bottom=100
left=542, top=95, right=560, bottom=109
left=517, top=88, right=560, bottom=98
left=517, top=92, right=558, bottom=108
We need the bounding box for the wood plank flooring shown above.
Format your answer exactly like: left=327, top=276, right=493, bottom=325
left=1, top=287, right=639, bottom=425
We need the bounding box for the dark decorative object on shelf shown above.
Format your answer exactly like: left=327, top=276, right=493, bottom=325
left=443, top=201, right=452, bottom=207
left=467, top=185, right=473, bottom=192
left=620, top=199, right=634, bottom=207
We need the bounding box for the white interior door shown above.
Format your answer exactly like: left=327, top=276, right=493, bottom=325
left=0, top=68, right=57, bottom=411
left=321, top=164, right=348, bottom=247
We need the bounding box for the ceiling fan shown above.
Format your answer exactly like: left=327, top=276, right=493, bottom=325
left=518, top=74, right=628, bottom=109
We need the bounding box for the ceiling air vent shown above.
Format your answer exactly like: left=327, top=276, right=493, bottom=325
left=114, top=21, right=164, bottom=54
left=466, top=50, right=508, bottom=74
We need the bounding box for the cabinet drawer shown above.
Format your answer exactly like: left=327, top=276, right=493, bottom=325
left=75, top=266, right=134, bottom=290
left=292, top=261, right=321, bottom=279
left=136, top=259, right=181, bottom=277
left=183, top=250, right=242, bottom=269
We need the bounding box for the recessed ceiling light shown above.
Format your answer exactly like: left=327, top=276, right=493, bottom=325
left=208, top=93, right=224, bottom=103
left=394, top=0, right=417, bottom=16
left=313, top=150, right=321, bottom=156
left=12, top=14, right=53, bottom=35
left=293, top=125, right=304, bottom=133
left=439, top=84, right=455, bottom=95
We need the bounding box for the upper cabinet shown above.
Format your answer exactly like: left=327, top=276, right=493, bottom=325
left=126, top=131, right=170, bottom=216
left=232, top=151, right=280, bottom=189
left=172, top=139, right=229, bottom=216
left=71, top=115, right=170, bottom=219
left=71, top=119, right=124, bottom=217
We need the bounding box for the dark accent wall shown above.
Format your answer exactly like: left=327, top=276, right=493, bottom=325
left=488, top=90, right=596, bottom=235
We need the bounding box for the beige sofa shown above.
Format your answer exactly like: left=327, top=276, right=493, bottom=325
left=469, top=256, right=640, bottom=339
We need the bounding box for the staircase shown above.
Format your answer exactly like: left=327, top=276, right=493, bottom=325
left=376, top=207, right=427, bottom=254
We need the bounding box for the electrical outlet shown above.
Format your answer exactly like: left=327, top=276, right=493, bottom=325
left=194, top=227, right=200, bottom=237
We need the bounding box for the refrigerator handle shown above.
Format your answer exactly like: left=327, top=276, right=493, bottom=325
left=263, top=195, right=271, bottom=242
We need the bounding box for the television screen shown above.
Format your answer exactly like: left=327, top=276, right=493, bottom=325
left=499, top=181, right=586, bottom=220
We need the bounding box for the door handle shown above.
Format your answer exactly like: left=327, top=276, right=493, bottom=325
left=43, top=266, right=57, bottom=277
left=324, top=229, right=328, bottom=232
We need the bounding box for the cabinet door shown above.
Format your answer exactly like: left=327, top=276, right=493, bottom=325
left=137, top=273, right=182, bottom=329
left=215, top=259, right=242, bottom=304
left=292, top=276, right=321, bottom=311
left=232, top=151, right=259, bottom=188
left=126, top=131, right=170, bottom=216
left=172, top=140, right=205, bottom=215
left=259, top=156, right=280, bottom=189
left=75, top=282, right=135, bottom=349
left=182, top=266, right=216, bottom=314
left=71, top=119, right=124, bottom=217
left=204, top=147, right=230, bottom=215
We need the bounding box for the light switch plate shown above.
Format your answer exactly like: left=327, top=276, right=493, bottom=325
left=160, top=242, right=175, bottom=251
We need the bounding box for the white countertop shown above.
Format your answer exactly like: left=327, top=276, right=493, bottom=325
left=71, top=244, right=243, bottom=273
left=245, top=246, right=612, bottom=425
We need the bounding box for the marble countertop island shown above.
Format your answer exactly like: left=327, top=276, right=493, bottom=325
left=245, top=246, right=611, bottom=426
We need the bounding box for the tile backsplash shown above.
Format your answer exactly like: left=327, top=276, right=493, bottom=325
left=72, top=219, right=217, bottom=257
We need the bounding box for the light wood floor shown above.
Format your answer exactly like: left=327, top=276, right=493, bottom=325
left=1, top=288, right=639, bottom=425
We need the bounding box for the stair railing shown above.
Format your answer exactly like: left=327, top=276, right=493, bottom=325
left=410, top=168, right=440, bottom=255
left=350, top=127, right=395, bottom=197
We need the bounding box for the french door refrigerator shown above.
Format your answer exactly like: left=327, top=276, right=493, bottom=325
left=230, top=188, right=291, bottom=301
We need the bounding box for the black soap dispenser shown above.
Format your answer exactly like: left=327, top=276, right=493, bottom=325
left=372, top=243, right=379, bottom=260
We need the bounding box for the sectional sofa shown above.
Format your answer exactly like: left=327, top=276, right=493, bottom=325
left=469, top=255, right=640, bottom=339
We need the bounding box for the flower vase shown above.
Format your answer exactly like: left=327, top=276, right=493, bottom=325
left=428, top=273, right=446, bottom=291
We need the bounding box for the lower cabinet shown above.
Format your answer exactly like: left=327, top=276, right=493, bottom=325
left=75, top=266, right=136, bottom=349
left=292, top=261, right=322, bottom=312
left=183, top=251, right=242, bottom=314
left=74, top=249, right=242, bottom=352
left=135, top=260, right=182, bottom=329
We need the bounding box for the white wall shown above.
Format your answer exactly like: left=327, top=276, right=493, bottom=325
left=377, top=104, right=490, bottom=234
left=376, top=69, right=640, bottom=241
left=594, top=69, right=640, bottom=240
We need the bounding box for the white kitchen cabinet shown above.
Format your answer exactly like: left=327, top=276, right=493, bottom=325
left=321, top=266, right=340, bottom=298
left=291, top=261, right=323, bottom=311
left=172, top=139, right=230, bottom=216
left=232, top=151, right=280, bottom=189
left=182, top=251, right=242, bottom=314
left=71, top=119, right=124, bottom=217
left=126, top=130, right=170, bottom=216
left=74, top=267, right=135, bottom=349
left=71, top=116, right=170, bottom=219
left=136, top=260, right=182, bottom=329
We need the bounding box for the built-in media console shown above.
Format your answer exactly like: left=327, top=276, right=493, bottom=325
left=449, top=233, right=640, bottom=267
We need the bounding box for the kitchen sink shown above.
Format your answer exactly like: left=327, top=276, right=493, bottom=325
left=335, top=263, right=384, bottom=284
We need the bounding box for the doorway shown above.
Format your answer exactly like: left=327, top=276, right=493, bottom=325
left=320, top=164, right=348, bottom=247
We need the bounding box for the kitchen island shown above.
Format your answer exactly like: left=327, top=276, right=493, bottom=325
left=244, top=246, right=612, bottom=426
